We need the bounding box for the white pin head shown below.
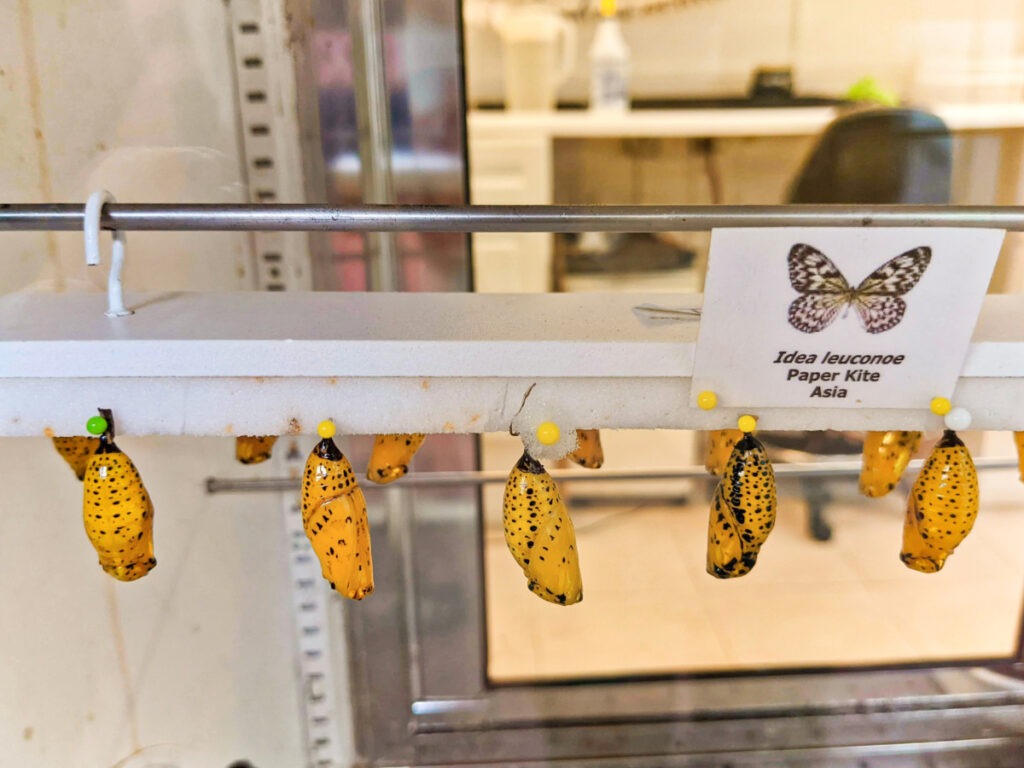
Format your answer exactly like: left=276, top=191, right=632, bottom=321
left=944, top=407, right=972, bottom=432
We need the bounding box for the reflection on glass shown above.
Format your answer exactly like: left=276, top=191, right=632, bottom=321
left=312, top=0, right=469, bottom=292
left=465, top=2, right=1024, bottom=684
left=485, top=431, right=1024, bottom=683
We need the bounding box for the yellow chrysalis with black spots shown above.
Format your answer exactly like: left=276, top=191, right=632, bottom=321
left=366, top=433, right=426, bottom=484
left=1014, top=432, right=1024, bottom=483
left=503, top=451, right=582, bottom=605
left=704, top=429, right=744, bottom=476
left=82, top=427, right=156, bottom=582
left=235, top=435, right=278, bottom=465
left=706, top=432, right=777, bottom=579
left=567, top=429, right=603, bottom=469
left=53, top=436, right=100, bottom=481
left=901, top=430, right=979, bottom=573
left=301, top=436, right=373, bottom=599
left=859, top=430, right=921, bottom=498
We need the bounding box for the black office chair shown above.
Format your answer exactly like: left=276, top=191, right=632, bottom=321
left=764, top=107, right=953, bottom=541
left=789, top=107, right=952, bottom=205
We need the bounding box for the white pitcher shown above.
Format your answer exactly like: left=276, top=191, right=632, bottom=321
left=492, top=4, right=577, bottom=111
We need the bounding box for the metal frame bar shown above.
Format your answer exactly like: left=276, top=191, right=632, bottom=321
left=2, top=204, right=1024, bottom=232
left=204, top=456, right=1019, bottom=494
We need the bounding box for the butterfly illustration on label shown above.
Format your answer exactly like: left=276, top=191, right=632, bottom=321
left=787, top=243, right=931, bottom=334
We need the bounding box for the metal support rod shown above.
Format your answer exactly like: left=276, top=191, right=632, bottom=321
left=348, top=0, right=399, bottom=291
left=204, top=456, right=1018, bottom=494
left=3, top=204, right=1024, bottom=232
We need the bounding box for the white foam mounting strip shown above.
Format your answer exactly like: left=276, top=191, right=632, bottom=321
left=2, top=291, right=1024, bottom=434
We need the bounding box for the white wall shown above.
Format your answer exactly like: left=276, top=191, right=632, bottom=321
left=0, top=1, right=256, bottom=296
left=465, top=0, right=1024, bottom=105
left=0, top=2, right=318, bottom=765
left=0, top=437, right=307, bottom=767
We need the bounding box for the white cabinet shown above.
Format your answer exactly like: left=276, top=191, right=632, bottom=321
left=468, top=133, right=553, bottom=292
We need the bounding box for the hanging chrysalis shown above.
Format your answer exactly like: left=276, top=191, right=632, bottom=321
left=706, top=431, right=777, bottom=578
left=704, top=429, right=744, bottom=476
left=567, top=429, right=604, bottom=469
left=859, top=430, right=921, bottom=498
left=1014, top=432, right=1024, bottom=483
left=81, top=409, right=156, bottom=582
left=365, top=433, right=426, bottom=484
left=503, top=451, right=582, bottom=605
left=301, top=421, right=373, bottom=599
left=901, top=430, right=979, bottom=573
left=53, top=436, right=100, bottom=480
left=235, top=435, right=278, bottom=465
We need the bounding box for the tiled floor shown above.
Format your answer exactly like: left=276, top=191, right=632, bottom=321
left=484, top=432, right=1024, bottom=683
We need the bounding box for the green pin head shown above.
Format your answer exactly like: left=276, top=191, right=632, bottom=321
left=86, top=415, right=108, bottom=436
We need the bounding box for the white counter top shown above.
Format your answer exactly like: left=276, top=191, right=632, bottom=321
left=469, top=103, right=1024, bottom=139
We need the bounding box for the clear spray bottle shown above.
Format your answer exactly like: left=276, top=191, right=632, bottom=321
left=589, top=0, right=631, bottom=111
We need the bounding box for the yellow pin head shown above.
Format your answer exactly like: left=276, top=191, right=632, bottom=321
left=737, top=414, right=757, bottom=434
left=696, top=391, right=718, bottom=410
left=536, top=421, right=560, bottom=446
left=317, top=420, right=336, bottom=439
left=929, top=397, right=952, bottom=416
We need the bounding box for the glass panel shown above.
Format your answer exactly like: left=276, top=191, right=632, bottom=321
left=485, top=434, right=1024, bottom=683
left=465, top=0, right=1024, bottom=685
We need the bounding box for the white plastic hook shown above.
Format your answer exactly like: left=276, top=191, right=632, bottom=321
left=84, top=190, right=132, bottom=317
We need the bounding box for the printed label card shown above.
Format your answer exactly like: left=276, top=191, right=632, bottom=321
left=691, top=228, right=1005, bottom=409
